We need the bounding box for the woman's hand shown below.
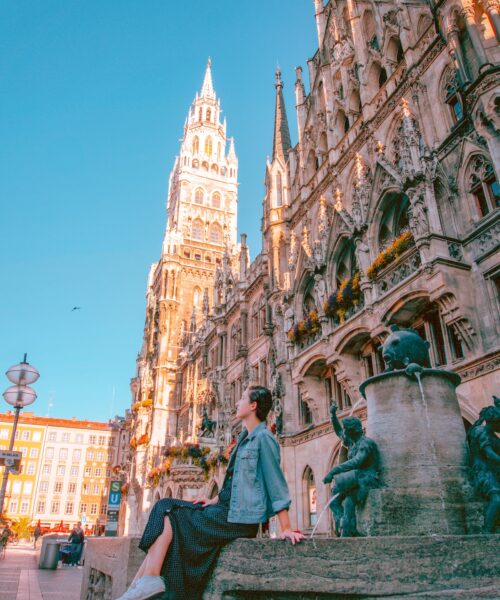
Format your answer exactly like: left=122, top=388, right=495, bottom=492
left=280, top=529, right=305, bottom=545
left=192, top=497, right=217, bottom=507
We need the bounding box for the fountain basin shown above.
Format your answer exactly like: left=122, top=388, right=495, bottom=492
left=359, top=369, right=471, bottom=536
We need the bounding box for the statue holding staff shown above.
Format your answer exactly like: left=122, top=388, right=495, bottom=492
left=323, top=402, right=380, bottom=537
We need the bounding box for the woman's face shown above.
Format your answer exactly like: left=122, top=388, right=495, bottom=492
left=236, top=388, right=256, bottom=420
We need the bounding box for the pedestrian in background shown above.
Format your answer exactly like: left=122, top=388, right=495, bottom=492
left=33, top=525, right=41, bottom=549
left=68, top=522, right=84, bottom=566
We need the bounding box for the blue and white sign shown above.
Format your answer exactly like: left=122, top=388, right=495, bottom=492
left=105, top=480, right=122, bottom=537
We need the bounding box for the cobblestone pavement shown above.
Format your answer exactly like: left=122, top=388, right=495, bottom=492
left=0, top=543, right=83, bottom=600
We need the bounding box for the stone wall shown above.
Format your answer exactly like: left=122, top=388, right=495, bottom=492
left=80, top=537, right=143, bottom=600
left=204, top=537, right=500, bottom=600
left=80, top=535, right=500, bottom=600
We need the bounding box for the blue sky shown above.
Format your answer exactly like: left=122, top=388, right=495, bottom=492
left=0, top=1, right=317, bottom=421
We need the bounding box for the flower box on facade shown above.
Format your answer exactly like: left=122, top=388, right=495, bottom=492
left=287, top=310, right=321, bottom=344
left=366, top=231, right=415, bottom=281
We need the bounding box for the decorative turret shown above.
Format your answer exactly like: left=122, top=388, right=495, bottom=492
left=295, top=66, right=306, bottom=147
left=272, top=69, right=292, bottom=162
left=313, top=0, right=327, bottom=47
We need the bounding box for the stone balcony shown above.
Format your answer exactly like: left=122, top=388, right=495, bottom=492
left=373, top=245, right=422, bottom=297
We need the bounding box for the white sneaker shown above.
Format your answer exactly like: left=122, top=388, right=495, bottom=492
left=116, top=576, right=166, bottom=600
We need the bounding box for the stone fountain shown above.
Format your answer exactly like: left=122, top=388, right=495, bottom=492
left=358, top=325, right=473, bottom=536
left=81, top=326, right=499, bottom=600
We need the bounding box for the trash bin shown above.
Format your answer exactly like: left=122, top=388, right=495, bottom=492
left=39, top=539, right=61, bottom=569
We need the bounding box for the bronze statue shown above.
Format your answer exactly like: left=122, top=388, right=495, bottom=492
left=467, top=396, right=500, bottom=533
left=199, top=408, right=216, bottom=438
left=381, top=324, right=430, bottom=371
left=323, top=402, right=380, bottom=537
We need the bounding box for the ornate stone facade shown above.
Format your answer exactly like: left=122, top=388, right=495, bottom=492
left=124, top=1, right=499, bottom=536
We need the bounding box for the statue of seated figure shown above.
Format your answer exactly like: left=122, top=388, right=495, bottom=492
left=467, top=396, right=500, bottom=533
left=323, top=402, right=380, bottom=537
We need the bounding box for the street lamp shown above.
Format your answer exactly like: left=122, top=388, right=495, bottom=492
left=0, top=354, right=39, bottom=517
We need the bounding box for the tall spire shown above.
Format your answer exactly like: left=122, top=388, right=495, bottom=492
left=272, top=68, right=291, bottom=161
left=201, top=57, right=215, bottom=98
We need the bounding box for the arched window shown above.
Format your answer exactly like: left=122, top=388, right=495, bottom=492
left=441, top=67, right=463, bottom=125
left=378, top=66, right=388, bottom=87
left=251, top=302, right=259, bottom=340
left=210, top=223, right=222, bottom=244
left=205, top=136, right=213, bottom=156
left=306, top=150, right=317, bottom=180
left=335, top=239, right=357, bottom=288
left=192, top=136, right=199, bottom=155
left=192, top=159, right=199, bottom=169
left=318, top=134, right=328, bottom=164
left=276, top=172, right=283, bottom=206
left=349, top=90, right=361, bottom=117
left=194, top=188, right=204, bottom=204
left=231, top=324, right=239, bottom=360
left=362, top=10, right=378, bottom=49
left=387, top=37, right=404, bottom=66
left=258, top=295, right=266, bottom=334
left=303, top=278, right=317, bottom=314
left=303, top=467, right=317, bottom=528
left=326, top=367, right=352, bottom=410
left=317, top=81, right=326, bottom=112
left=466, top=155, right=500, bottom=218
left=378, top=193, right=411, bottom=249
left=202, top=161, right=209, bottom=171
left=417, top=14, right=432, bottom=38
left=221, top=166, right=227, bottom=176
left=192, top=219, right=203, bottom=240
left=206, top=108, right=211, bottom=122
left=193, top=287, right=202, bottom=307
left=198, top=107, right=203, bottom=121
left=211, top=164, right=219, bottom=174
left=212, top=192, right=221, bottom=208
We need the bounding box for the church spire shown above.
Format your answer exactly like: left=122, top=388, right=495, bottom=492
left=272, top=68, right=291, bottom=161
left=201, top=57, right=215, bottom=98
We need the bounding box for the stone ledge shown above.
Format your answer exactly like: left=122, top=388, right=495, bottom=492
left=204, top=536, right=500, bottom=600
left=79, top=535, right=500, bottom=600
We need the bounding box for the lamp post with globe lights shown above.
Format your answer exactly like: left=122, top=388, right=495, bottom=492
left=0, top=355, right=40, bottom=516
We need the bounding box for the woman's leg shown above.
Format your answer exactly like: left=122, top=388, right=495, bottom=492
left=133, top=516, right=173, bottom=582
left=142, top=516, right=173, bottom=576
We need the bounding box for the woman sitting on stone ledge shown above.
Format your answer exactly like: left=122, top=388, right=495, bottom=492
left=117, top=385, right=304, bottom=600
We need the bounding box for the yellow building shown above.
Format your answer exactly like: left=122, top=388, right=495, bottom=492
left=0, top=412, right=45, bottom=521
left=0, top=411, right=125, bottom=532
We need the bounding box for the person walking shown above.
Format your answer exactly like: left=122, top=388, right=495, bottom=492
left=68, top=522, right=84, bottom=566
left=33, top=525, right=41, bottom=549
left=117, top=385, right=304, bottom=600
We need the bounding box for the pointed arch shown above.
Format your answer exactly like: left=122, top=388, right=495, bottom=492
left=192, top=219, right=204, bottom=240
left=193, top=286, right=202, bottom=307
left=194, top=187, right=205, bottom=204
left=276, top=171, right=283, bottom=207
left=302, top=466, right=318, bottom=528
left=210, top=222, right=223, bottom=244
left=212, top=191, right=221, bottom=208
left=192, top=136, right=199, bottom=155
left=205, top=136, right=213, bottom=156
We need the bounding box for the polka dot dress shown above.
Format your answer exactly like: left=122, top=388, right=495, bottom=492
left=138, top=447, right=258, bottom=600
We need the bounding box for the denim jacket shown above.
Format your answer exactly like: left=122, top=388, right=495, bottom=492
left=228, top=422, right=291, bottom=524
